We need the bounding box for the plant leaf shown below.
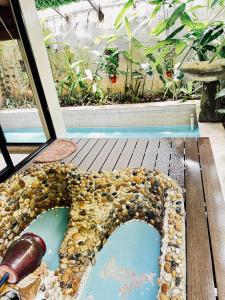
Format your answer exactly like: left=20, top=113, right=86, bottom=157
left=204, top=44, right=216, bottom=51
left=152, top=4, right=186, bottom=35
left=200, top=24, right=223, bottom=46
left=210, top=38, right=225, bottom=62
left=70, top=60, right=84, bottom=69
left=216, top=88, right=225, bottom=99
left=180, top=12, right=194, bottom=29
left=151, top=3, right=161, bottom=19
left=125, top=17, right=132, bottom=39
left=123, top=51, right=140, bottom=64
left=216, top=109, right=225, bottom=114
left=166, top=25, right=185, bottom=39
left=95, top=34, right=117, bottom=44
left=175, top=42, right=187, bottom=55
left=44, top=34, right=56, bottom=42
left=148, top=0, right=162, bottom=4
left=189, top=4, right=206, bottom=11
left=167, top=4, right=186, bottom=28
left=219, top=45, right=225, bottom=58
left=145, top=39, right=180, bottom=54
left=211, top=0, right=220, bottom=7
left=114, top=0, right=134, bottom=29
left=132, top=37, right=145, bottom=48
left=107, top=35, right=119, bottom=44
left=151, top=20, right=168, bottom=35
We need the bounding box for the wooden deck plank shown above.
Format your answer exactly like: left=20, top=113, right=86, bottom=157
left=101, top=139, right=127, bottom=171
left=169, top=139, right=185, bottom=188
left=114, top=139, right=138, bottom=170
left=128, top=139, right=148, bottom=168
left=78, top=139, right=108, bottom=170
left=155, top=139, right=172, bottom=175
left=62, top=139, right=88, bottom=163
left=70, top=139, right=99, bottom=167
left=198, top=137, right=225, bottom=299
left=185, top=138, right=215, bottom=300
left=88, top=139, right=118, bottom=171
left=141, top=139, right=159, bottom=170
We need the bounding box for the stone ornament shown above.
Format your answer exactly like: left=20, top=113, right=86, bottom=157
left=181, top=59, right=225, bottom=122
left=181, top=59, right=225, bottom=83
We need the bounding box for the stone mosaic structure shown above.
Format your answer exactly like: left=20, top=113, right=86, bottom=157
left=0, top=163, right=185, bottom=300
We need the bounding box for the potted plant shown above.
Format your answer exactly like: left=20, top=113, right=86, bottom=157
left=163, top=49, right=175, bottom=79
left=101, top=48, right=120, bottom=84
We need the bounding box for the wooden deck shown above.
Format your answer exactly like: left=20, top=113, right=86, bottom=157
left=31, top=137, right=225, bottom=299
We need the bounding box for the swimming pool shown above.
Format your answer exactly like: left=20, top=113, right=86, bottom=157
left=4, top=125, right=199, bottom=143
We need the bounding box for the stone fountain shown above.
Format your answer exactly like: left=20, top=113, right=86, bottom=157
left=181, top=59, right=225, bottom=122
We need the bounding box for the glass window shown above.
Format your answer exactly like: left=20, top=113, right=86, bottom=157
left=0, top=4, right=47, bottom=144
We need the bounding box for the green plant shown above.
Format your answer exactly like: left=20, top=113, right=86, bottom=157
left=100, top=48, right=120, bottom=77
left=168, top=21, right=225, bottom=65
left=2, top=97, right=35, bottom=109
left=36, top=0, right=77, bottom=10
left=98, top=15, right=153, bottom=101
left=0, top=40, right=35, bottom=109
left=115, top=0, right=225, bottom=102
left=216, top=87, right=225, bottom=101
left=41, top=21, right=107, bottom=106
left=147, top=0, right=225, bottom=63
left=176, top=82, right=202, bottom=101
left=57, top=57, right=105, bottom=106
left=216, top=84, right=225, bottom=104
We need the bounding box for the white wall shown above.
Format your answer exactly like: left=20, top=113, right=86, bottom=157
left=38, top=0, right=225, bottom=52
left=0, top=101, right=197, bottom=129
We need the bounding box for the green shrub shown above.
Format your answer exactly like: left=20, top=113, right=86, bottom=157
left=35, top=0, right=79, bottom=10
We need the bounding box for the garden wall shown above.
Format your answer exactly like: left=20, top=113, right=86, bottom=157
left=0, top=101, right=197, bottom=129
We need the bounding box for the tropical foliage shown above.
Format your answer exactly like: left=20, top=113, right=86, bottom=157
left=35, top=0, right=77, bottom=10
left=1, top=0, right=225, bottom=109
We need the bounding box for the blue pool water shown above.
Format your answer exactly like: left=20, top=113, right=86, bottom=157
left=80, top=220, right=161, bottom=300
left=23, top=209, right=161, bottom=300
left=5, top=125, right=199, bottom=143
left=23, top=207, right=69, bottom=270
